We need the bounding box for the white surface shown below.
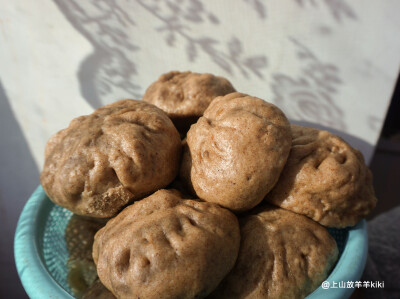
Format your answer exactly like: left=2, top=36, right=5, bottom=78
left=1, top=0, right=400, bottom=167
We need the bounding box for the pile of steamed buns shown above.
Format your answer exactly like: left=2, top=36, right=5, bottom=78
left=41, top=71, right=377, bottom=299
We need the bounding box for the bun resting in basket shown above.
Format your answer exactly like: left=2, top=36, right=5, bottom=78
left=40, top=99, right=181, bottom=218
left=209, top=204, right=339, bottom=299
left=180, top=92, right=292, bottom=212
left=92, top=189, right=240, bottom=299
left=265, top=124, right=377, bottom=228
left=142, top=71, right=236, bottom=136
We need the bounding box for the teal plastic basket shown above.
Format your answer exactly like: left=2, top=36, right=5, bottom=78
left=15, top=186, right=368, bottom=299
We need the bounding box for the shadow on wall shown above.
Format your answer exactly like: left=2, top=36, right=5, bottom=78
left=0, top=81, right=39, bottom=298
left=53, top=0, right=269, bottom=109
left=291, top=120, right=374, bottom=165
left=53, top=0, right=143, bottom=108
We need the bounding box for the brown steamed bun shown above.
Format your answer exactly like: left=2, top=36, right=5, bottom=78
left=92, top=189, right=240, bottom=299
left=210, top=204, right=338, bottom=298
left=40, top=99, right=181, bottom=218
left=142, top=71, right=236, bottom=135
left=265, top=124, right=377, bottom=228
left=180, top=92, right=292, bottom=212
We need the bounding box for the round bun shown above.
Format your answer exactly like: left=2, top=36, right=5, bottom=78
left=265, top=124, right=377, bottom=227
left=40, top=99, right=181, bottom=218
left=180, top=92, right=292, bottom=212
left=142, top=71, right=236, bottom=135
left=93, top=189, right=240, bottom=299
left=210, top=204, right=338, bottom=298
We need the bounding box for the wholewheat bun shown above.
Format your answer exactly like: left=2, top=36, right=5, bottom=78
left=92, top=189, right=240, bottom=299
left=210, top=204, right=338, bottom=298
left=41, top=99, right=181, bottom=218
left=180, top=92, right=291, bottom=212
left=142, top=71, right=235, bottom=135
left=265, top=124, right=377, bottom=227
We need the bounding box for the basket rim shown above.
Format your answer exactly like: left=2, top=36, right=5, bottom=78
left=307, top=218, right=367, bottom=298
left=14, top=185, right=73, bottom=299
left=14, top=185, right=367, bottom=299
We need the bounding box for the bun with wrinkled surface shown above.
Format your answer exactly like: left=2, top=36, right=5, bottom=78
left=210, top=204, right=338, bottom=299
left=180, top=92, right=291, bottom=212
left=265, top=124, right=377, bottom=227
left=41, top=99, right=181, bottom=218
left=142, top=71, right=236, bottom=135
left=93, top=189, right=240, bottom=299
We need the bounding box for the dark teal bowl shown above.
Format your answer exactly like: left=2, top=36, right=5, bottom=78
left=15, top=186, right=368, bottom=298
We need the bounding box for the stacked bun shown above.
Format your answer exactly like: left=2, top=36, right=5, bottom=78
left=41, top=71, right=377, bottom=299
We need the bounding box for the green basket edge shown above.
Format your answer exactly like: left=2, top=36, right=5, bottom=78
left=14, top=186, right=368, bottom=299
left=14, top=185, right=73, bottom=299
left=307, top=219, right=368, bottom=299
